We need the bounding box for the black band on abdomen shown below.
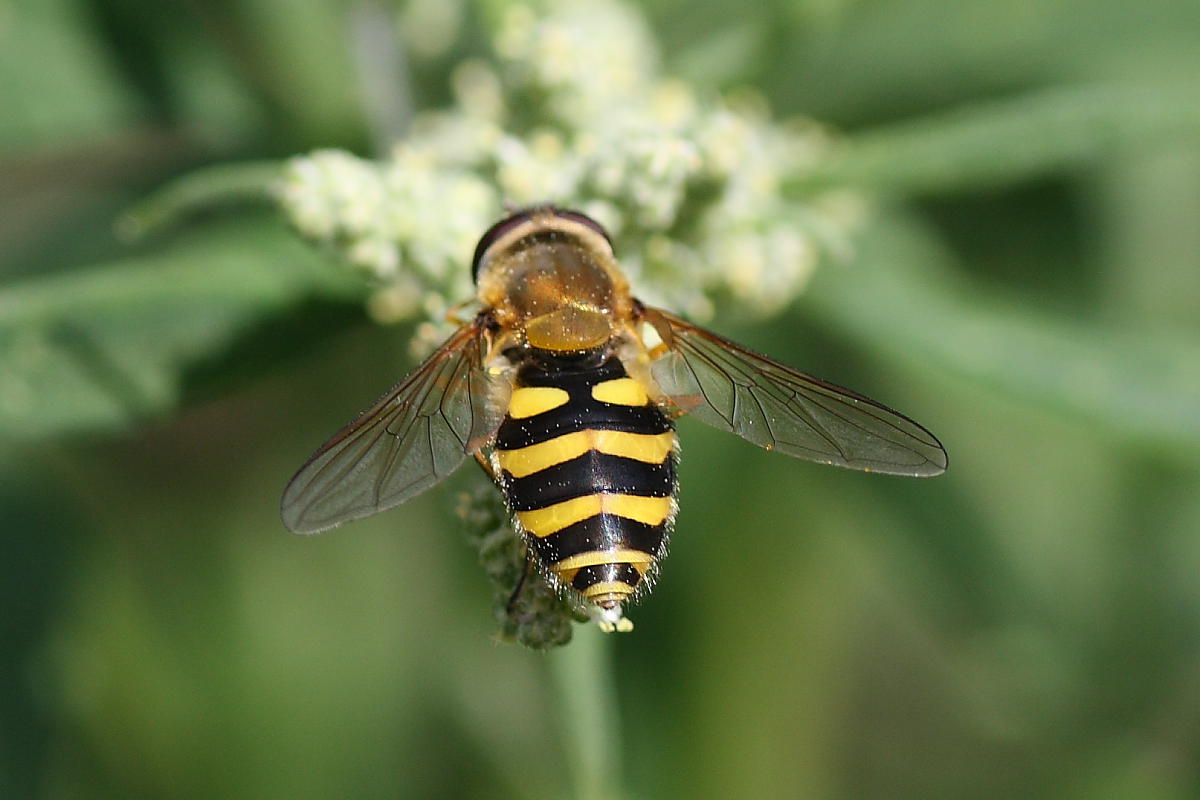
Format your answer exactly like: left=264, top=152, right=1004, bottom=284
left=494, top=402, right=671, bottom=449
left=503, top=452, right=674, bottom=511
left=528, top=514, right=668, bottom=565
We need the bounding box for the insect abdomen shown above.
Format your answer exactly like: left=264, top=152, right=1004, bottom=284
left=494, top=354, right=677, bottom=610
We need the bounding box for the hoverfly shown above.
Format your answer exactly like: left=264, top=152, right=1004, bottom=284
left=282, top=207, right=947, bottom=630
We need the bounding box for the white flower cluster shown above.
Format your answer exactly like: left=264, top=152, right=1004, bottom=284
left=276, top=0, right=863, bottom=338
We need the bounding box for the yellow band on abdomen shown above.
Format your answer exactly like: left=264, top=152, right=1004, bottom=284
left=552, top=549, right=655, bottom=573
left=516, top=494, right=673, bottom=537
left=591, top=377, right=649, bottom=407
left=497, top=430, right=675, bottom=478
left=593, top=429, right=675, bottom=464
left=581, top=581, right=637, bottom=600
left=507, top=386, right=570, bottom=419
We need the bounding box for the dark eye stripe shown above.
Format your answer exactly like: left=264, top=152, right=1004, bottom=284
left=470, top=206, right=614, bottom=282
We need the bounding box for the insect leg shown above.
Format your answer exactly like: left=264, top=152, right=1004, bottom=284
left=505, top=550, right=532, bottom=616
left=444, top=300, right=481, bottom=326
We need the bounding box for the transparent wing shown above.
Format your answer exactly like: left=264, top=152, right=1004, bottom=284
left=281, top=318, right=503, bottom=533
left=646, top=308, right=947, bottom=476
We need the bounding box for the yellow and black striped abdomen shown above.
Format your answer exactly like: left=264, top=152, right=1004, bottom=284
left=494, top=354, right=677, bottom=612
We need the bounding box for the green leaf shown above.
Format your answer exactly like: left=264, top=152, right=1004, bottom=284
left=799, top=83, right=1200, bottom=196
left=0, top=218, right=362, bottom=440
left=806, top=216, right=1200, bottom=450
left=0, top=0, right=140, bottom=150
left=220, top=0, right=369, bottom=148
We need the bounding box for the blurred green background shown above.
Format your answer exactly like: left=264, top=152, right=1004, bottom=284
left=3, top=0, right=1200, bottom=798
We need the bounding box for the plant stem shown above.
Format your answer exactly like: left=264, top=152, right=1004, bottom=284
left=548, top=625, right=624, bottom=800
left=116, top=161, right=284, bottom=241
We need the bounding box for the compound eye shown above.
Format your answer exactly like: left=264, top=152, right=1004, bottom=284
left=471, top=209, right=536, bottom=283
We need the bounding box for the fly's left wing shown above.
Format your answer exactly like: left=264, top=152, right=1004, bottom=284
left=644, top=307, right=947, bottom=477
left=281, top=318, right=503, bottom=533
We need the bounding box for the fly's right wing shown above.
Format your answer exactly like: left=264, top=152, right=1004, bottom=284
left=645, top=307, right=947, bottom=477
left=281, top=318, right=503, bottom=533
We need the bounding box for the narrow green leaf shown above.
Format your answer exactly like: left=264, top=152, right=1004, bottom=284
left=806, top=216, right=1200, bottom=449
left=0, top=218, right=361, bottom=440
left=798, top=83, right=1200, bottom=195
